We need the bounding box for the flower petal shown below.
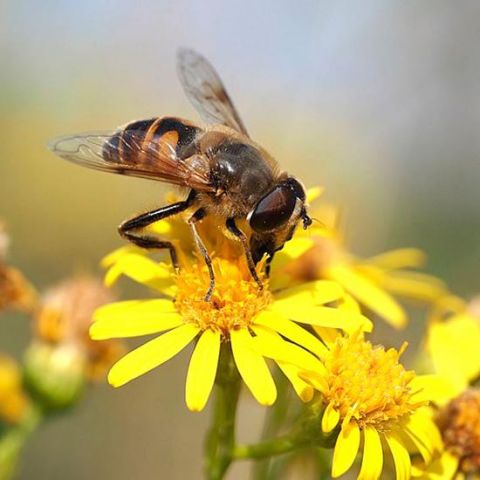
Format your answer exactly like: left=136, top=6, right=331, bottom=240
left=273, top=280, right=344, bottom=305
left=185, top=330, right=220, bottom=412
left=365, top=248, right=426, bottom=270
left=270, top=302, right=370, bottom=332
left=255, top=311, right=328, bottom=358
left=322, top=402, right=340, bottom=433
left=427, top=315, right=480, bottom=390
left=276, top=361, right=314, bottom=402
left=385, top=432, right=411, bottom=480
left=108, top=324, right=199, bottom=387
left=90, top=312, right=183, bottom=340
left=409, top=374, right=460, bottom=405
left=91, top=300, right=182, bottom=339
left=327, top=263, right=406, bottom=328
left=230, top=329, right=276, bottom=406
left=101, top=245, right=145, bottom=268
left=358, top=426, right=383, bottom=480
left=332, top=421, right=360, bottom=478
left=251, top=326, right=326, bottom=374
left=306, top=186, right=324, bottom=203
left=380, top=271, right=446, bottom=302
left=104, top=253, right=173, bottom=292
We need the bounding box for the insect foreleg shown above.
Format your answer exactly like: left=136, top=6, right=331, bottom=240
left=188, top=208, right=215, bottom=301
left=225, top=218, right=263, bottom=290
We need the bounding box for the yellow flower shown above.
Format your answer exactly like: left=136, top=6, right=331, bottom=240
left=415, top=296, right=480, bottom=479
left=0, top=354, right=30, bottom=425
left=279, top=197, right=447, bottom=329
left=425, top=295, right=480, bottom=393
left=91, top=248, right=371, bottom=412
left=301, top=331, right=441, bottom=480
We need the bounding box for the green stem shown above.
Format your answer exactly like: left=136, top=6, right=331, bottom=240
left=0, top=404, right=43, bottom=480
left=252, top=372, right=291, bottom=479
left=204, top=345, right=241, bottom=480
left=234, top=433, right=303, bottom=460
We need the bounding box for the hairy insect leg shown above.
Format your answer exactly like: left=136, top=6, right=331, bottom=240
left=118, top=191, right=196, bottom=271
left=225, top=218, right=263, bottom=289
left=188, top=209, right=215, bottom=301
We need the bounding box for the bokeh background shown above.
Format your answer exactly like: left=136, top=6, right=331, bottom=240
left=1, top=1, right=480, bottom=478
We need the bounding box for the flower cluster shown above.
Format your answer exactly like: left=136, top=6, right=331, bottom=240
left=86, top=188, right=470, bottom=480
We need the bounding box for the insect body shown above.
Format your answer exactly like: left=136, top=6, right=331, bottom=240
left=49, top=49, right=312, bottom=299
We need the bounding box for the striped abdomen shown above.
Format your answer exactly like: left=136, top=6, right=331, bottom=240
left=103, top=117, right=202, bottom=166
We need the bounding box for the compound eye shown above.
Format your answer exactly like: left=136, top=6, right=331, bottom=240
left=249, top=185, right=298, bottom=233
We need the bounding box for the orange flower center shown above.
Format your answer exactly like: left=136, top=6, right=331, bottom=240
left=323, top=333, right=421, bottom=430
left=174, top=257, right=271, bottom=336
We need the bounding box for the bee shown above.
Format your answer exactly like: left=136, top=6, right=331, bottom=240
left=49, top=49, right=312, bottom=300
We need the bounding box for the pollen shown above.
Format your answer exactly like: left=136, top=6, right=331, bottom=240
left=323, top=333, right=420, bottom=430
left=437, top=388, right=480, bottom=474
left=174, top=257, right=272, bottom=336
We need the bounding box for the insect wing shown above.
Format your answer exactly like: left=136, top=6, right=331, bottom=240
left=177, top=48, right=248, bottom=136
left=48, top=130, right=214, bottom=191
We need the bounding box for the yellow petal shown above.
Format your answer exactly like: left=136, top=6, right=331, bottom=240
left=332, top=421, right=360, bottom=478
left=306, top=186, right=324, bottom=203
left=101, top=245, right=145, bottom=268
left=408, top=409, right=442, bottom=453
left=251, top=326, right=326, bottom=374
left=409, top=374, right=460, bottom=405
left=385, top=432, right=411, bottom=480
left=312, top=326, right=341, bottom=348
left=413, top=450, right=459, bottom=479
left=104, top=253, right=173, bottom=292
left=365, top=248, right=426, bottom=270
left=108, top=324, right=199, bottom=387
left=358, top=426, right=383, bottom=480
left=90, top=312, right=183, bottom=340
left=427, top=315, right=480, bottom=390
left=328, top=263, right=407, bottom=328
left=270, top=302, right=370, bottom=332
left=185, top=330, right=220, bottom=412
left=276, top=361, right=314, bottom=402
left=94, top=299, right=176, bottom=320
left=230, top=328, right=277, bottom=406
left=322, top=402, right=340, bottom=433
left=380, top=271, right=446, bottom=302
left=146, top=219, right=173, bottom=236
left=273, top=238, right=315, bottom=271
left=274, top=279, right=344, bottom=305
left=255, top=311, right=328, bottom=358
left=91, top=299, right=180, bottom=339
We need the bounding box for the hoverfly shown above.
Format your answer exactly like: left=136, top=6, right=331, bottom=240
left=49, top=49, right=312, bottom=300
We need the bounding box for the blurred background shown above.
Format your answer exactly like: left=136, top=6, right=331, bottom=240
left=1, top=1, right=479, bottom=478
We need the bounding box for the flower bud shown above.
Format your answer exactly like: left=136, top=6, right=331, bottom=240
left=23, top=342, right=85, bottom=411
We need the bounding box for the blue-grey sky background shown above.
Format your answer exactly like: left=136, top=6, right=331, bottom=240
left=1, top=1, right=479, bottom=478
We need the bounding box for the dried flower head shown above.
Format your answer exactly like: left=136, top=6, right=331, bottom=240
left=35, top=274, right=123, bottom=380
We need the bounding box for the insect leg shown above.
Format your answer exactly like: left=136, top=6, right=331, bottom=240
left=225, top=218, right=263, bottom=290
left=188, top=208, right=215, bottom=301
left=118, top=191, right=196, bottom=271
left=265, top=253, right=275, bottom=278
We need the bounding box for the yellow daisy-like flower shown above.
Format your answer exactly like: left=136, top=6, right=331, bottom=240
left=301, top=331, right=441, bottom=480
left=414, top=296, right=480, bottom=479
left=279, top=193, right=447, bottom=329
left=91, top=248, right=371, bottom=412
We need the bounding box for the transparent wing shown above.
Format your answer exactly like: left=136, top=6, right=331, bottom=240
left=48, top=130, right=214, bottom=192
left=177, top=48, right=248, bottom=136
